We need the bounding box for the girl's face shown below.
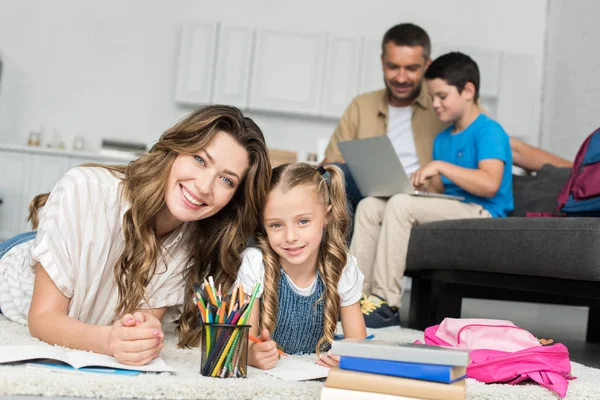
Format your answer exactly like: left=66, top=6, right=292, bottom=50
left=164, top=131, right=249, bottom=224
left=262, top=184, right=329, bottom=272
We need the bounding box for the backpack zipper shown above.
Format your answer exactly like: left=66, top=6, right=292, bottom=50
left=456, top=324, right=537, bottom=345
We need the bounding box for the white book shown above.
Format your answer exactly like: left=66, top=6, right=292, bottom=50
left=0, top=345, right=173, bottom=373
left=331, top=339, right=470, bottom=367
left=321, top=387, right=424, bottom=400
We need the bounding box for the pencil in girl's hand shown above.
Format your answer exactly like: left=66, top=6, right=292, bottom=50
left=248, top=334, right=287, bottom=356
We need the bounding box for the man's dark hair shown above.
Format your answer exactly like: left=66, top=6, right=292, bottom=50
left=382, top=23, right=431, bottom=59
left=425, top=52, right=480, bottom=103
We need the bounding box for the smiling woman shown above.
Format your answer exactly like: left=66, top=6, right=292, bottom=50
left=160, top=131, right=250, bottom=236
left=0, top=105, right=272, bottom=364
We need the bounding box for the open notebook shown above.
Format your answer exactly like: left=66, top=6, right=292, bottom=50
left=0, top=345, right=174, bottom=375
left=248, top=356, right=329, bottom=381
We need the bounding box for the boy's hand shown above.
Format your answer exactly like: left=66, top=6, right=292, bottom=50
left=316, top=350, right=340, bottom=368
left=108, top=313, right=164, bottom=366
left=248, top=329, right=279, bottom=370
left=411, top=161, right=442, bottom=189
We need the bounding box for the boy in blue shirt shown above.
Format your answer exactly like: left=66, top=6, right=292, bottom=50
left=353, top=52, right=513, bottom=328
left=412, top=51, right=513, bottom=217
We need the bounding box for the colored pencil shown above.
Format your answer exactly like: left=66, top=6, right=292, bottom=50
left=192, top=277, right=263, bottom=378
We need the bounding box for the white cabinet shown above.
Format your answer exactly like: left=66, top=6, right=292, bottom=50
left=172, top=21, right=540, bottom=145
left=249, top=29, right=326, bottom=115
left=69, top=156, right=129, bottom=169
left=358, top=37, right=383, bottom=94
left=320, top=34, right=362, bottom=118
left=20, top=155, right=71, bottom=233
left=175, top=22, right=218, bottom=105
left=0, top=152, right=31, bottom=240
left=212, top=24, right=254, bottom=108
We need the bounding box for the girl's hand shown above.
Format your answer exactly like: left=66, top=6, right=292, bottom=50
left=316, top=350, right=340, bottom=368
left=248, top=328, right=279, bottom=370
left=108, top=313, right=164, bottom=366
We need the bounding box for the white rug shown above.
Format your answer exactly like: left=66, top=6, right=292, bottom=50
left=0, top=315, right=596, bottom=400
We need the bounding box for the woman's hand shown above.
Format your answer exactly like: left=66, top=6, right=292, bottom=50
left=248, top=328, right=279, bottom=370
left=316, top=350, right=340, bottom=368
left=107, top=312, right=164, bottom=366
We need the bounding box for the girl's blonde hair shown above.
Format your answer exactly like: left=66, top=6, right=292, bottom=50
left=27, top=105, right=272, bottom=347
left=256, top=163, right=349, bottom=355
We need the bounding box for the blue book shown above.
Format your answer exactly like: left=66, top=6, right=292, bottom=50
left=339, top=356, right=466, bottom=383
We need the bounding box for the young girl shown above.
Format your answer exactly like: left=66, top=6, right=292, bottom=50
left=237, top=163, right=367, bottom=370
left=0, top=105, right=271, bottom=365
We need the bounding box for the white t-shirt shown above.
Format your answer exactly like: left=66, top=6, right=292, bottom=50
left=235, top=247, right=364, bottom=307
left=387, top=105, right=420, bottom=175
left=0, top=167, right=191, bottom=325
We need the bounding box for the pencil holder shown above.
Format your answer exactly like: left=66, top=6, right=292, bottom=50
left=200, top=323, right=251, bottom=378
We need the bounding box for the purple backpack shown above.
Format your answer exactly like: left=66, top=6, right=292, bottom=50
left=557, top=127, right=600, bottom=216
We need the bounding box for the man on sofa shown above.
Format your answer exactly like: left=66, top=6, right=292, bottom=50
left=322, top=23, right=572, bottom=327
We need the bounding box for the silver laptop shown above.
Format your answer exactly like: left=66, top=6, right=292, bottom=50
left=338, top=136, right=464, bottom=200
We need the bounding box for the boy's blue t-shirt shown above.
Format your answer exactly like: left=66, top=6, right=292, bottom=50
left=433, top=113, right=513, bottom=218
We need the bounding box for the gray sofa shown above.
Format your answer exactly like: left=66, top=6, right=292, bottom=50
left=405, top=165, right=600, bottom=342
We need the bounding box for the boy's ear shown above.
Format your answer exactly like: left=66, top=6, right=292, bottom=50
left=463, top=82, right=476, bottom=100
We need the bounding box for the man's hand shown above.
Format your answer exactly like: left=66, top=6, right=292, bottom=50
left=316, top=350, right=340, bottom=368
left=107, top=312, right=164, bottom=366
left=411, top=161, right=442, bottom=189
left=248, top=328, right=279, bottom=370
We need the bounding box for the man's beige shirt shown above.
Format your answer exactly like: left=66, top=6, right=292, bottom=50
left=325, top=84, right=448, bottom=166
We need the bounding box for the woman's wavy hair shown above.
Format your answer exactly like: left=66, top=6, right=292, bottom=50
left=27, top=105, right=272, bottom=347
left=255, top=163, right=350, bottom=355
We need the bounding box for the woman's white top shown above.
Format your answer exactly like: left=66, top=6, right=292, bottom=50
left=0, top=167, right=191, bottom=325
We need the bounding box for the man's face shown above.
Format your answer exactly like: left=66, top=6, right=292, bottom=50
left=381, top=43, right=430, bottom=106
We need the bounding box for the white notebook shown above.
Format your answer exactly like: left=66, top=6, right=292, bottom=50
left=0, top=345, right=174, bottom=373
left=248, top=356, right=329, bottom=381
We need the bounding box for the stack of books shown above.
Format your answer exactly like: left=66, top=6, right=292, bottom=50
left=323, top=339, right=469, bottom=400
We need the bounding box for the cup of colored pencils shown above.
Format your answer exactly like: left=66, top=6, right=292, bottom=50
left=193, top=277, right=261, bottom=378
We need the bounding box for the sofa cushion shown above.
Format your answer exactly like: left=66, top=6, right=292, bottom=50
left=511, top=165, right=572, bottom=217
left=406, top=217, right=600, bottom=282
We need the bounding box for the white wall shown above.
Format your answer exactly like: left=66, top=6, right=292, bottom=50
left=541, top=0, right=600, bottom=160
left=0, top=0, right=548, bottom=161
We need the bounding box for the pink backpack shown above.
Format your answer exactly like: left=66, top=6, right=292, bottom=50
left=416, top=318, right=575, bottom=398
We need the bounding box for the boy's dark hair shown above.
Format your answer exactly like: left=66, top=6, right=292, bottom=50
left=382, top=23, right=431, bottom=59
left=425, top=52, right=480, bottom=103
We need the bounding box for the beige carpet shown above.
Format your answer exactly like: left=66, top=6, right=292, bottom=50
left=0, top=315, right=596, bottom=400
